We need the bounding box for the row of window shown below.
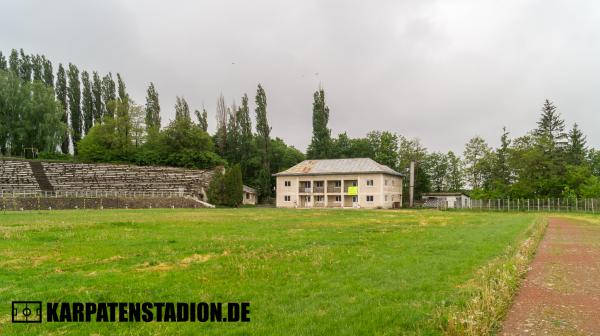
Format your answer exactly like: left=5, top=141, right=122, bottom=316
left=283, top=194, right=398, bottom=203
left=283, top=179, right=396, bottom=187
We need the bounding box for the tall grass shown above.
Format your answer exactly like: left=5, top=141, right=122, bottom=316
left=443, top=217, right=547, bottom=335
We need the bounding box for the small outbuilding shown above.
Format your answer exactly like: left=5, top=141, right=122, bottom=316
left=243, top=185, right=257, bottom=205
left=421, top=192, right=471, bottom=209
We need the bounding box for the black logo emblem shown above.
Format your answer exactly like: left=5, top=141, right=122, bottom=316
left=12, top=301, right=42, bottom=323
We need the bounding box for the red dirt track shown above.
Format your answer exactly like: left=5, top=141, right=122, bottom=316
left=501, top=217, right=600, bottom=335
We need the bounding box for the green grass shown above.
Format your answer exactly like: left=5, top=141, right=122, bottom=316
left=0, top=208, right=539, bottom=335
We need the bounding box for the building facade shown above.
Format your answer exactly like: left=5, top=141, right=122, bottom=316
left=274, top=158, right=403, bottom=209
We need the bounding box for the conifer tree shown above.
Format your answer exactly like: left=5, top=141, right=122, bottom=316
left=307, top=87, right=332, bottom=159
left=67, top=63, right=82, bottom=154
left=81, top=71, right=94, bottom=134
left=535, top=99, right=567, bottom=147
left=215, top=94, right=228, bottom=156
left=56, top=63, right=69, bottom=154
left=255, top=84, right=272, bottom=200
left=145, top=82, right=161, bottom=132
left=567, top=123, right=587, bottom=165
left=91, top=72, right=103, bottom=124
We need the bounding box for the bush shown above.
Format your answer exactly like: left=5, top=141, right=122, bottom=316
left=207, top=165, right=243, bottom=207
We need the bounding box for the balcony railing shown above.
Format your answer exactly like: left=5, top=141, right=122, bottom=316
left=313, top=187, right=324, bottom=193
left=327, top=187, right=341, bottom=193
left=298, top=187, right=312, bottom=193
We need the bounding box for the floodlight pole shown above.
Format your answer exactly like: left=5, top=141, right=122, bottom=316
left=409, top=161, right=415, bottom=208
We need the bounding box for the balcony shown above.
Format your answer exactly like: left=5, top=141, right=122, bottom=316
left=327, top=186, right=341, bottom=193
left=313, top=187, right=324, bottom=193
left=298, top=187, right=312, bottom=193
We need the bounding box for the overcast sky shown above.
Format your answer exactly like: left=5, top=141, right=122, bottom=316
left=2, top=0, right=600, bottom=154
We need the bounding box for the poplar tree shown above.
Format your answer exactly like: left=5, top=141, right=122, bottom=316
left=67, top=63, right=82, bottom=154
left=102, top=73, right=117, bottom=119
left=56, top=63, right=69, bottom=154
left=8, top=49, right=19, bottom=75
left=306, top=87, right=332, bottom=159
left=0, top=51, right=6, bottom=70
left=195, top=108, right=208, bottom=132
left=238, top=94, right=253, bottom=178
left=144, top=82, right=161, bottom=132
left=215, top=94, right=228, bottom=156
left=255, top=84, right=272, bottom=200
left=42, top=56, right=53, bottom=87
left=81, top=71, right=94, bottom=134
left=18, top=49, right=32, bottom=82
left=31, top=55, right=44, bottom=81
left=174, top=96, right=191, bottom=122
left=91, top=72, right=103, bottom=124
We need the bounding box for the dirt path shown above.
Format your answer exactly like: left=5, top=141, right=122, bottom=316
left=501, top=217, right=600, bottom=335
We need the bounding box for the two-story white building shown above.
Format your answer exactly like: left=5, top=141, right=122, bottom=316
left=274, top=158, right=403, bottom=209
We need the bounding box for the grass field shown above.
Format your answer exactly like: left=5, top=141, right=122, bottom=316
left=0, top=208, right=540, bottom=335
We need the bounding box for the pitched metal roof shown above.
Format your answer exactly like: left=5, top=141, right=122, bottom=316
left=243, top=185, right=256, bottom=193
left=273, top=158, right=403, bottom=177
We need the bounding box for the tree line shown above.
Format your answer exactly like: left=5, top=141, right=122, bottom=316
left=2, top=47, right=600, bottom=202
left=305, top=89, right=600, bottom=200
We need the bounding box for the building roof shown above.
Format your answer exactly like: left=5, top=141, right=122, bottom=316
left=243, top=185, right=256, bottom=193
left=273, top=158, right=403, bottom=177
left=422, top=192, right=469, bottom=197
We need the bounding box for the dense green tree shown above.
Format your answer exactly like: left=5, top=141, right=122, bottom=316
left=566, top=123, right=587, bottom=165
left=174, top=96, right=191, bottom=122
left=144, top=82, right=161, bottom=133
left=91, top=72, right=103, bottom=124
left=255, top=84, right=272, bottom=200
left=81, top=71, right=94, bottom=134
left=367, top=131, right=399, bottom=169
left=428, top=152, right=449, bottom=192
left=225, top=104, right=241, bottom=163
left=446, top=151, right=464, bottom=191
left=196, top=107, right=208, bottom=132
left=462, top=136, right=492, bottom=190
left=18, top=49, right=31, bottom=82
left=31, top=54, right=43, bottom=82
left=306, top=87, right=332, bottom=159
left=8, top=49, right=19, bottom=75
left=67, top=63, right=82, bottom=154
left=0, top=70, right=65, bottom=155
left=55, top=63, right=69, bottom=154
left=0, top=51, right=6, bottom=70
left=224, top=164, right=244, bottom=207
left=42, top=56, right=53, bottom=87
left=102, top=73, right=117, bottom=119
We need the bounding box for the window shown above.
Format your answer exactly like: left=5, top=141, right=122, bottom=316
left=366, top=195, right=374, bottom=202
left=334, top=181, right=341, bottom=187
left=384, top=179, right=388, bottom=186
left=315, top=196, right=324, bottom=202
left=366, top=179, right=374, bottom=186
left=284, top=195, right=291, bottom=202
left=246, top=193, right=250, bottom=199
left=385, top=195, right=388, bottom=201
left=392, top=180, right=395, bottom=185
left=284, top=181, right=291, bottom=187
left=315, top=181, right=324, bottom=187
left=335, top=196, right=341, bottom=202
left=352, top=196, right=358, bottom=203
left=306, top=196, right=311, bottom=202
left=352, top=181, right=357, bottom=186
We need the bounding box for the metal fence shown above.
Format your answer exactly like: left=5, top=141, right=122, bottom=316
left=435, top=198, right=600, bottom=213
left=0, top=190, right=186, bottom=199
